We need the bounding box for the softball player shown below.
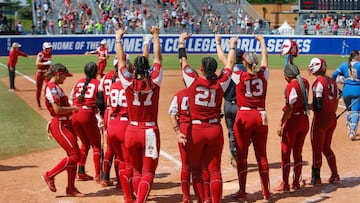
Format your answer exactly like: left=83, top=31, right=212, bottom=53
left=280, top=39, right=299, bottom=67
left=178, top=32, right=237, bottom=203
left=85, top=39, right=109, bottom=78
left=331, top=50, right=360, bottom=140
left=308, top=58, right=340, bottom=185
left=41, top=63, right=84, bottom=197
left=35, top=42, right=52, bottom=109
left=70, top=62, right=104, bottom=183
left=107, top=78, right=135, bottom=202
left=115, top=26, right=162, bottom=203
left=231, top=35, right=271, bottom=201
left=99, top=54, right=130, bottom=188
left=216, top=35, right=247, bottom=168
left=168, top=87, right=211, bottom=203
left=276, top=64, right=310, bottom=192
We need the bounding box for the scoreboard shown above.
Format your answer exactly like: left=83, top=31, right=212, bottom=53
left=300, top=0, right=360, bottom=11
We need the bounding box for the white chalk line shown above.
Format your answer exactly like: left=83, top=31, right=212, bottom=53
left=0, top=62, right=182, bottom=169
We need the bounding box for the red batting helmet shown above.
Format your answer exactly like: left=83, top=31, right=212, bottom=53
left=308, top=57, right=327, bottom=74
left=280, top=39, right=299, bottom=57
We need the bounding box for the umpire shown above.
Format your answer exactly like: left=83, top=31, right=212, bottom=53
left=223, top=49, right=246, bottom=167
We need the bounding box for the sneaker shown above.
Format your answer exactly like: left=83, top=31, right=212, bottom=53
left=183, top=197, right=191, bottom=203
left=275, top=182, right=290, bottom=193
left=290, top=182, right=300, bottom=191
left=231, top=190, right=247, bottom=201
left=100, top=179, right=114, bottom=187
left=329, top=174, right=340, bottom=183
left=95, top=175, right=101, bottom=183
left=143, top=34, right=153, bottom=45
left=349, top=133, right=356, bottom=141
left=263, top=193, right=271, bottom=201
left=41, top=173, right=56, bottom=192
left=311, top=178, right=322, bottom=185
left=66, top=187, right=85, bottom=197
left=8, top=89, right=16, bottom=92
left=76, top=173, right=94, bottom=181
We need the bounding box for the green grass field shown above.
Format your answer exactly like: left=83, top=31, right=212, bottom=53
left=0, top=54, right=346, bottom=159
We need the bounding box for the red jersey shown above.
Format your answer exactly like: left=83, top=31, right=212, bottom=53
left=284, top=78, right=310, bottom=113
left=182, top=65, right=232, bottom=121
left=119, top=63, right=163, bottom=122
left=37, top=50, right=52, bottom=70
left=44, top=81, right=72, bottom=118
left=97, top=46, right=109, bottom=63
left=168, top=88, right=190, bottom=124
left=108, top=81, right=128, bottom=118
left=232, top=66, right=269, bottom=109
left=70, top=78, right=101, bottom=109
left=312, top=75, right=339, bottom=113
left=7, top=49, right=27, bottom=67
left=99, top=70, right=118, bottom=104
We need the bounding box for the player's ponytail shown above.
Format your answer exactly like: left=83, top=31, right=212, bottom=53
left=243, top=52, right=260, bottom=74
left=78, top=62, right=98, bottom=102
left=348, top=50, right=359, bottom=77
left=201, top=57, right=218, bottom=80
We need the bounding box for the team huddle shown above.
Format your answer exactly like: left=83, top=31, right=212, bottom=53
left=26, top=27, right=357, bottom=202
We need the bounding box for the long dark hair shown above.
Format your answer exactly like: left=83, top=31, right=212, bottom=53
left=133, top=56, right=153, bottom=90
left=201, top=57, right=217, bottom=80
left=348, top=50, right=359, bottom=77
left=77, top=62, right=98, bottom=102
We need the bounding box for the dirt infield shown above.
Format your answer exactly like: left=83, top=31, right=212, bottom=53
left=1, top=69, right=360, bottom=203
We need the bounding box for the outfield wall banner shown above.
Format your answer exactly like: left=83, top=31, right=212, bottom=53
left=0, top=35, right=359, bottom=56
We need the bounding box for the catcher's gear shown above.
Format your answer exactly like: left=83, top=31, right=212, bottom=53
left=280, top=39, right=298, bottom=57
left=46, top=121, right=52, bottom=139
left=308, top=58, right=327, bottom=74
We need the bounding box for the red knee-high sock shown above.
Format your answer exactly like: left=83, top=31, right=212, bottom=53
left=114, top=158, right=120, bottom=184
left=78, top=145, right=89, bottom=167
left=119, top=161, right=134, bottom=202
left=293, top=162, right=302, bottom=185
left=102, top=150, right=114, bottom=177
left=202, top=168, right=210, bottom=201
left=181, top=168, right=191, bottom=199
left=93, top=147, right=101, bottom=179
left=136, top=172, right=154, bottom=203
left=209, top=171, right=222, bottom=203
left=48, top=157, right=69, bottom=178
left=67, top=164, right=77, bottom=189
left=192, top=171, right=204, bottom=203
left=282, top=162, right=291, bottom=185
left=132, top=170, right=141, bottom=197
left=327, top=153, right=338, bottom=176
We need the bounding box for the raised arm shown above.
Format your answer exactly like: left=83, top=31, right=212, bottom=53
left=151, top=26, right=162, bottom=66
left=178, top=32, right=192, bottom=69
left=227, top=36, right=238, bottom=70
left=142, top=34, right=153, bottom=59
left=255, top=35, right=268, bottom=68
left=215, top=35, right=227, bottom=66
left=115, top=29, right=127, bottom=69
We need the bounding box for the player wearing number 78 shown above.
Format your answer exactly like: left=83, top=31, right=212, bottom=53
left=178, top=33, right=237, bottom=203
